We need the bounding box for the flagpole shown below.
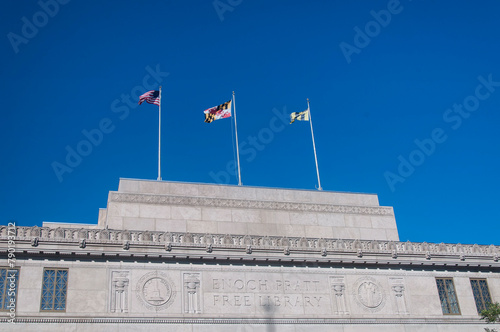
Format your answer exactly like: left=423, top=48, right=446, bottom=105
left=308, top=98, right=322, bottom=190
left=233, top=91, right=242, bottom=186
left=157, top=86, right=162, bottom=181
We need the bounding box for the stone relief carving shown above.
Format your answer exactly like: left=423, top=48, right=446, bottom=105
left=110, top=271, right=129, bottom=313
left=30, top=226, right=40, bottom=237
left=353, top=277, right=386, bottom=312
left=5, top=226, right=499, bottom=263
left=110, top=192, right=394, bottom=216
left=141, top=231, right=152, bottom=242
left=183, top=273, right=202, bottom=314
left=77, top=229, right=88, bottom=239
left=136, top=271, right=176, bottom=312
left=54, top=227, right=64, bottom=238
left=329, top=276, right=349, bottom=315
left=99, top=229, right=109, bottom=240
left=389, top=277, right=408, bottom=315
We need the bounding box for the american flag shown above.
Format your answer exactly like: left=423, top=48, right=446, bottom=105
left=138, top=90, right=160, bottom=106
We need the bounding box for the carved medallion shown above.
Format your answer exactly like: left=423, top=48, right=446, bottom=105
left=136, top=271, right=176, bottom=311
left=353, top=277, right=386, bottom=312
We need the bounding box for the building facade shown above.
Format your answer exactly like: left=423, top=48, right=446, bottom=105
left=1, top=179, right=499, bottom=331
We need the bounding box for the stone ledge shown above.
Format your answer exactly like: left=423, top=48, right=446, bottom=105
left=0, top=317, right=487, bottom=325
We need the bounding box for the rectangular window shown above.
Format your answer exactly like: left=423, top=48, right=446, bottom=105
left=436, top=278, right=461, bottom=315
left=41, top=268, right=68, bottom=312
left=0, top=268, right=19, bottom=311
left=470, top=278, right=492, bottom=313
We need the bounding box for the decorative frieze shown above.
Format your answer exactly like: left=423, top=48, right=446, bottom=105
left=109, top=192, right=394, bottom=216
left=1, top=226, right=499, bottom=265
left=3, top=226, right=498, bottom=255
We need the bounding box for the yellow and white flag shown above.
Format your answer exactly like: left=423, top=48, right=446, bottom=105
left=290, top=110, right=310, bottom=124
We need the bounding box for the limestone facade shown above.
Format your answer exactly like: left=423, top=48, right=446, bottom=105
left=0, top=179, right=498, bottom=331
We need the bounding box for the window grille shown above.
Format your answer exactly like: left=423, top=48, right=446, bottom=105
left=436, top=278, right=461, bottom=315
left=41, top=269, right=68, bottom=311
left=0, top=268, right=19, bottom=311
left=470, top=279, right=492, bottom=313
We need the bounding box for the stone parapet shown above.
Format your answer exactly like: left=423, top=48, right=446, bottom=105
left=2, top=226, right=498, bottom=266
left=103, top=179, right=399, bottom=241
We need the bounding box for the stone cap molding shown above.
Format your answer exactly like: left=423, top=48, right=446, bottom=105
left=1, top=226, right=498, bottom=266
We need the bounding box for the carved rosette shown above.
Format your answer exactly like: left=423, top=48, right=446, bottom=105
left=353, top=277, right=386, bottom=312
left=136, top=271, right=176, bottom=312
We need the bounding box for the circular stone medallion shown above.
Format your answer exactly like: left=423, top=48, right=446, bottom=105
left=353, top=277, right=386, bottom=312
left=136, top=271, right=176, bottom=311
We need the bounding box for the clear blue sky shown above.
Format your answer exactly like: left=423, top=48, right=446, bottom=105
left=1, top=0, right=499, bottom=245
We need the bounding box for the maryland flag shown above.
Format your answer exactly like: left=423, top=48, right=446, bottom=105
left=204, top=100, right=232, bottom=123
left=290, top=110, right=310, bottom=124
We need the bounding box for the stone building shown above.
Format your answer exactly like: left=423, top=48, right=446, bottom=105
left=1, top=178, right=499, bottom=331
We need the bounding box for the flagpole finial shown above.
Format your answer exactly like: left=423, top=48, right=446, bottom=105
left=232, top=91, right=235, bottom=95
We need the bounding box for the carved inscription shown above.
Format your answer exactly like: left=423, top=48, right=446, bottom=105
left=213, top=278, right=320, bottom=292
left=212, top=294, right=323, bottom=307
left=210, top=278, right=324, bottom=308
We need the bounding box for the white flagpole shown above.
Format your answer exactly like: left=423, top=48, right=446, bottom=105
left=157, top=86, right=162, bottom=181
left=233, top=91, right=242, bottom=186
left=307, top=98, right=322, bottom=190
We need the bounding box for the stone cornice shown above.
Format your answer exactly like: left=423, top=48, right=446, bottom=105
left=1, top=226, right=498, bottom=266
left=109, top=192, right=394, bottom=215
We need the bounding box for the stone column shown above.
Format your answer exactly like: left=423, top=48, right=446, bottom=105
left=110, top=271, right=130, bottom=313
left=183, top=273, right=201, bottom=313
left=389, top=277, right=408, bottom=315
left=329, top=276, right=349, bottom=315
